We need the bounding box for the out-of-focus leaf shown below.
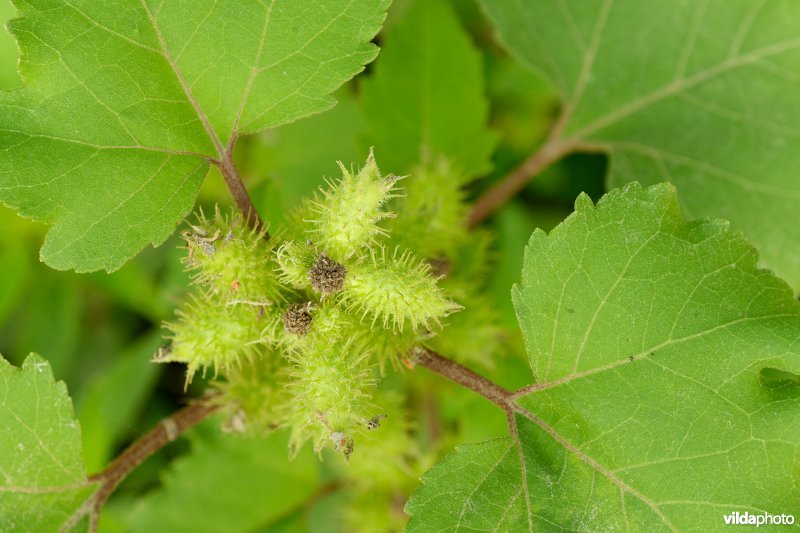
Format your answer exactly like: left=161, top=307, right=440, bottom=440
left=362, top=0, right=498, bottom=176
left=483, top=0, right=800, bottom=290
left=0, top=232, right=28, bottom=325
left=124, top=424, right=320, bottom=533
left=4, top=273, right=82, bottom=379
left=76, top=331, right=163, bottom=473
left=85, top=262, right=170, bottom=322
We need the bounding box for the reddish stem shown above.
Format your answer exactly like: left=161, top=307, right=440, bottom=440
left=86, top=400, right=219, bottom=530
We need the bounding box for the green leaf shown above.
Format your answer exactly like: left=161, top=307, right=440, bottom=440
left=407, top=183, right=800, bottom=530
left=123, top=424, right=320, bottom=533
left=0, top=0, right=20, bottom=90
left=361, top=0, right=497, bottom=176
left=482, top=0, right=800, bottom=290
left=0, top=0, right=390, bottom=272
left=0, top=354, right=96, bottom=531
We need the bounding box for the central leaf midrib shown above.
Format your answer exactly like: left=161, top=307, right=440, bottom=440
left=511, top=407, right=679, bottom=531
left=138, top=0, right=226, bottom=160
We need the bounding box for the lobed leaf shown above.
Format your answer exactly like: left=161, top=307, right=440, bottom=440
left=0, top=354, right=96, bottom=531
left=407, top=183, right=800, bottom=530
left=482, top=0, right=800, bottom=290
left=0, top=0, right=390, bottom=271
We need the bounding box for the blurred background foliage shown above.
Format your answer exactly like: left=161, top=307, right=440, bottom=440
left=0, top=0, right=606, bottom=530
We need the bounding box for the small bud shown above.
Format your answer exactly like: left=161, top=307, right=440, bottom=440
left=283, top=303, right=313, bottom=336
left=308, top=252, right=347, bottom=295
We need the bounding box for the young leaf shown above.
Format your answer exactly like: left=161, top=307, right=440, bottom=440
left=0, top=354, right=97, bottom=531
left=0, top=0, right=390, bottom=272
left=361, top=0, right=498, bottom=176
left=482, top=0, right=800, bottom=290
left=407, top=183, right=800, bottom=530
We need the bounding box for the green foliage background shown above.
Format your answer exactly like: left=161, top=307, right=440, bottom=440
left=2, top=0, right=798, bottom=531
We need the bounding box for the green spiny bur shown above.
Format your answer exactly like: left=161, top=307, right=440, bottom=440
left=183, top=207, right=281, bottom=303
left=215, top=352, right=291, bottom=434
left=160, top=293, right=275, bottom=386
left=275, top=240, right=316, bottom=290
left=386, top=160, right=468, bottom=261
left=305, top=149, right=400, bottom=259
left=162, top=151, right=496, bottom=461
left=344, top=247, right=461, bottom=332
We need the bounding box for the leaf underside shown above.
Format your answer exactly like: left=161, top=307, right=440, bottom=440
left=483, top=0, right=800, bottom=290
left=0, top=354, right=96, bottom=531
left=407, top=183, right=800, bottom=531
left=0, top=0, right=390, bottom=272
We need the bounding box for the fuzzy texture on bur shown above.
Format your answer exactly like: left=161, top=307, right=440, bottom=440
left=159, top=293, right=273, bottom=386
left=213, top=351, right=292, bottom=434
left=344, top=247, right=462, bottom=332
left=282, top=305, right=378, bottom=458
left=386, top=160, right=468, bottom=262
left=275, top=240, right=317, bottom=289
left=183, top=207, right=281, bottom=302
left=308, top=252, right=347, bottom=295
left=162, top=151, right=487, bottom=459
left=305, top=149, right=400, bottom=259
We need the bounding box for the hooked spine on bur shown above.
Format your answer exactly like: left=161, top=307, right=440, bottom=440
left=156, top=150, right=496, bottom=460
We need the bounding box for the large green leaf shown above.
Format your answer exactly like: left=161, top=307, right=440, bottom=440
left=407, top=183, right=800, bottom=530
left=482, top=0, right=800, bottom=290
left=361, top=0, right=497, bottom=176
left=0, top=354, right=96, bottom=531
left=0, top=0, right=389, bottom=272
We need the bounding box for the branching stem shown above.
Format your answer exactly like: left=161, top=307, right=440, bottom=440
left=217, top=150, right=266, bottom=235
left=468, top=140, right=573, bottom=228
left=86, top=400, right=219, bottom=532
left=467, top=109, right=609, bottom=227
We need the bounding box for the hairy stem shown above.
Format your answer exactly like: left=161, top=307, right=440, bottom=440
left=467, top=140, right=572, bottom=228
left=415, top=348, right=512, bottom=410
left=86, top=400, right=219, bottom=531
left=467, top=132, right=609, bottom=227
left=218, top=153, right=266, bottom=235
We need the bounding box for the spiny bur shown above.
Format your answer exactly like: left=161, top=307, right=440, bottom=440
left=305, top=148, right=401, bottom=259
left=159, top=293, right=272, bottom=386
left=157, top=150, right=500, bottom=465
left=183, top=207, right=280, bottom=303
left=343, top=247, right=462, bottom=332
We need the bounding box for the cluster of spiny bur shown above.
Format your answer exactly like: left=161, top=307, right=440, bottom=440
left=158, top=151, right=474, bottom=460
